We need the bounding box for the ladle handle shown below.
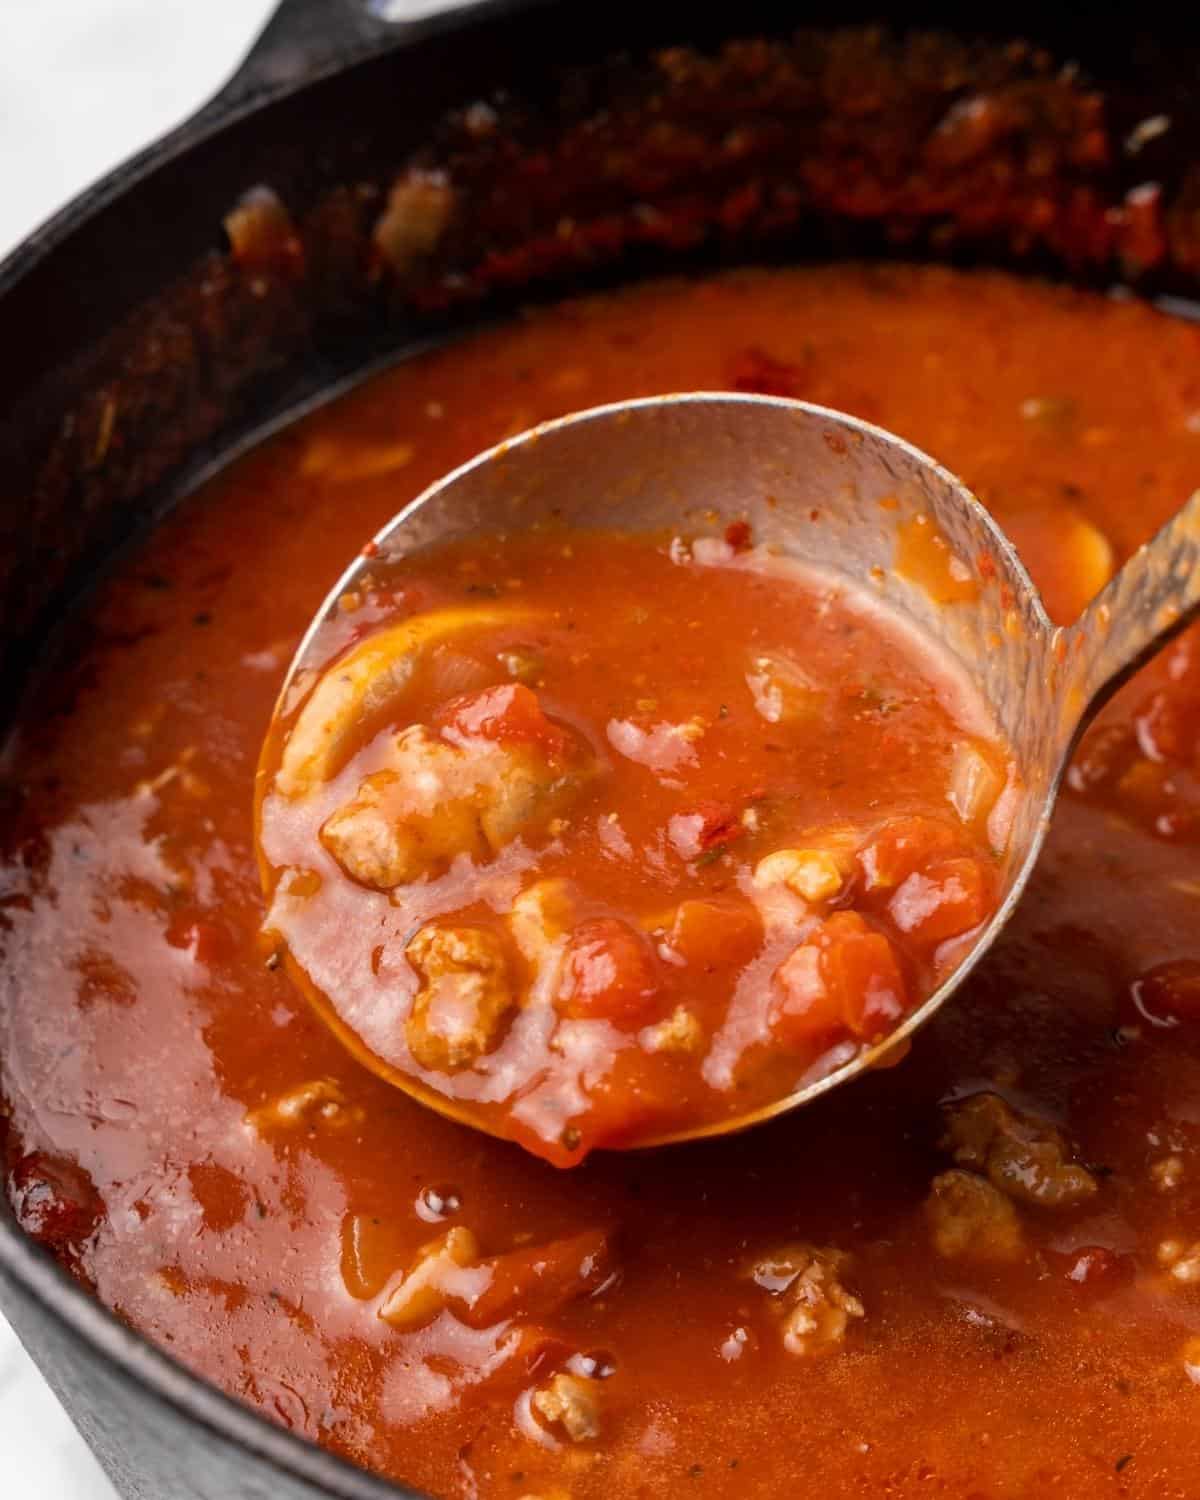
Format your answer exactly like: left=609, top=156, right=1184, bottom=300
left=1063, top=489, right=1200, bottom=732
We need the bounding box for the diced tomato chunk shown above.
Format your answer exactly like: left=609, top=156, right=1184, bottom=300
left=1056, top=1244, right=1133, bottom=1296
left=858, top=816, right=960, bottom=891
left=531, top=1050, right=679, bottom=1161
left=668, top=898, right=763, bottom=970
left=437, top=683, right=574, bottom=759
left=1128, top=959, right=1200, bottom=1028
left=466, top=1229, right=613, bottom=1329
left=817, top=912, right=909, bottom=1038
left=770, top=911, right=908, bottom=1048
left=8, top=1153, right=103, bottom=1260
left=724, top=519, right=753, bottom=552
left=887, top=856, right=993, bottom=948
left=772, top=943, right=844, bottom=1045
left=557, top=918, right=662, bottom=1025
left=667, top=800, right=743, bottom=861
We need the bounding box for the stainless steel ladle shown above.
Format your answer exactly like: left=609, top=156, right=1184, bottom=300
left=271, top=393, right=1200, bottom=1146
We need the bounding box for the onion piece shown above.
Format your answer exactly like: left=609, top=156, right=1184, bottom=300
left=276, top=605, right=535, bottom=796
left=948, top=741, right=1004, bottom=832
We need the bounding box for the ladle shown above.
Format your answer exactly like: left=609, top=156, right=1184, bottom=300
left=266, top=393, right=1200, bottom=1146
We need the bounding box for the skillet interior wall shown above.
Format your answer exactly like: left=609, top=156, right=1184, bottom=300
left=3, top=2, right=1200, bottom=726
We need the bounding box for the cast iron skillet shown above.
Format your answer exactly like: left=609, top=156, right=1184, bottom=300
left=3, top=2, right=1200, bottom=1495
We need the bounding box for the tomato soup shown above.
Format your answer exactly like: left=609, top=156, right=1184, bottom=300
left=258, top=530, right=1013, bottom=1163
left=5, top=264, right=1200, bottom=1498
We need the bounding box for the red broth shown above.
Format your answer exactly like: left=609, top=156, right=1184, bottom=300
left=5, top=264, right=1200, bottom=1498
left=258, top=532, right=1013, bottom=1163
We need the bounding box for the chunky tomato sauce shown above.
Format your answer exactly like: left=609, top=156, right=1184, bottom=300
left=257, top=529, right=1013, bottom=1165
left=6, top=264, right=1200, bottom=1498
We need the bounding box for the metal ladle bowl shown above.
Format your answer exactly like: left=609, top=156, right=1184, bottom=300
left=271, top=393, right=1200, bottom=1147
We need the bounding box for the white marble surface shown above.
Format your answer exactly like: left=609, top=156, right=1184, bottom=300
left=0, top=5, right=278, bottom=1492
